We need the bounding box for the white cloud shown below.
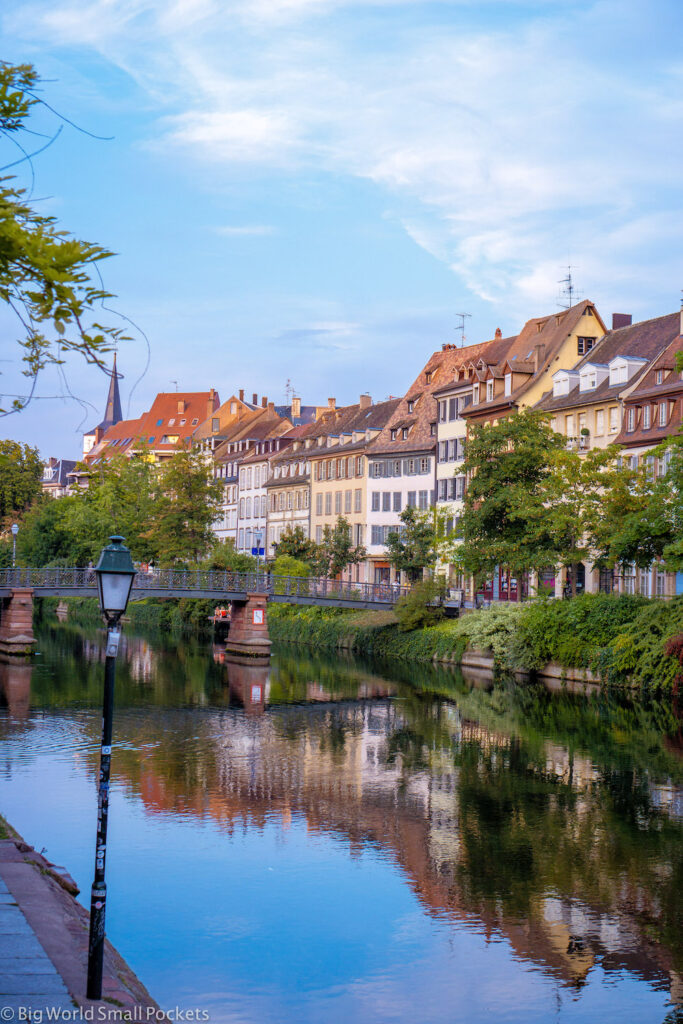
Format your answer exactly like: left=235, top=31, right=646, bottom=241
left=7, top=0, right=683, bottom=316
left=215, top=224, right=276, bottom=235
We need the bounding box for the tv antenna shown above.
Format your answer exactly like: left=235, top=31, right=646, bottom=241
left=558, top=266, right=580, bottom=309
left=170, top=380, right=178, bottom=392
left=284, top=378, right=295, bottom=403
left=455, top=312, right=471, bottom=347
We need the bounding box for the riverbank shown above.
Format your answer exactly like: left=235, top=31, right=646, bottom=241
left=268, top=593, right=683, bottom=691
left=0, top=814, right=160, bottom=1014
left=38, top=596, right=214, bottom=635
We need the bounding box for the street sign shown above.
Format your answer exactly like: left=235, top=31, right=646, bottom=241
left=251, top=547, right=265, bottom=556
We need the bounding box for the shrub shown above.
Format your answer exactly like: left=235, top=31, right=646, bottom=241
left=394, top=578, right=446, bottom=632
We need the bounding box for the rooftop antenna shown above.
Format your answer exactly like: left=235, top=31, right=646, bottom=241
left=557, top=265, right=580, bottom=309
left=455, top=312, right=471, bottom=348
left=284, top=378, right=295, bottom=403
left=170, top=380, right=178, bottom=392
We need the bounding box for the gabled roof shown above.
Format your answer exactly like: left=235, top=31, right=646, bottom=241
left=536, top=311, right=679, bottom=414
left=305, top=398, right=402, bottom=458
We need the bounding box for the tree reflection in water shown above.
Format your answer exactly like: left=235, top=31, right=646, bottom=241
left=1, top=622, right=682, bottom=1017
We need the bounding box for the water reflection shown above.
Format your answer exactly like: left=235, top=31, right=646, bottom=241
left=1, top=623, right=682, bottom=1022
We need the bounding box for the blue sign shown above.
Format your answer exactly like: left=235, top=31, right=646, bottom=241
left=251, top=547, right=265, bottom=556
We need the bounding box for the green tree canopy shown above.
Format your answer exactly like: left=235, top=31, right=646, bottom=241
left=272, top=525, right=319, bottom=566
left=0, top=439, right=42, bottom=522
left=310, top=516, right=366, bottom=578
left=386, top=506, right=450, bottom=583
left=0, top=61, right=123, bottom=413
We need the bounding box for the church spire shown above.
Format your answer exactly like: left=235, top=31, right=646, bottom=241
left=103, top=353, right=122, bottom=427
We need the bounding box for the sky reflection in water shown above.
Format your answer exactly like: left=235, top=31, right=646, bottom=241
left=0, top=622, right=681, bottom=1023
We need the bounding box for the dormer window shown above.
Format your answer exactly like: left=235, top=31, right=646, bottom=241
left=642, top=405, right=651, bottom=430
left=656, top=369, right=664, bottom=384
left=407, top=400, right=414, bottom=413
left=627, top=408, right=635, bottom=432
left=504, top=373, right=512, bottom=397
left=486, top=380, right=494, bottom=402
left=402, top=427, right=409, bottom=440
left=425, top=371, right=433, bottom=384
left=473, top=384, right=479, bottom=404
left=390, top=428, right=397, bottom=440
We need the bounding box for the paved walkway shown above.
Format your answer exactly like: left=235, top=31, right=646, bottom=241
left=0, top=873, right=74, bottom=1012
left=0, top=837, right=159, bottom=1016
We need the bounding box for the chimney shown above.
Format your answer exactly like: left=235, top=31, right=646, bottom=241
left=177, top=399, right=186, bottom=414
left=359, top=393, right=372, bottom=409
left=267, top=401, right=275, bottom=414
left=533, top=344, right=545, bottom=373
left=261, top=396, right=267, bottom=408
left=292, top=396, right=301, bottom=418
left=253, top=393, right=258, bottom=406
left=495, top=327, right=502, bottom=339
left=328, top=397, right=336, bottom=410
left=207, top=390, right=217, bottom=417
left=239, top=389, right=244, bottom=403
left=612, top=313, right=632, bottom=330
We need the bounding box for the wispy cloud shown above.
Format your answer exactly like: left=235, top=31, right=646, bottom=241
left=215, top=224, right=276, bottom=235
left=8, top=0, right=683, bottom=316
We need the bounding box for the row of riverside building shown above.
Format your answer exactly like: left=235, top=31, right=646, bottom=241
left=44, top=299, right=683, bottom=600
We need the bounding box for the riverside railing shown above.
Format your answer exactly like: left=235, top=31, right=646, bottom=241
left=0, top=568, right=410, bottom=606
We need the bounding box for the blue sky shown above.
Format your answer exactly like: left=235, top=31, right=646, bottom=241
left=2, top=0, right=683, bottom=458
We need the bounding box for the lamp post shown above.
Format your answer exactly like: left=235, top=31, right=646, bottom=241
left=254, top=527, right=264, bottom=576
left=86, top=536, right=136, bottom=1001
left=11, top=523, right=18, bottom=568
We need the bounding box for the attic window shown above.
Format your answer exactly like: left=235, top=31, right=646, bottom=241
left=212, top=418, right=220, bottom=432
left=407, top=400, right=414, bottom=413
left=192, top=418, right=199, bottom=425
left=473, top=384, right=480, bottom=404
left=504, top=373, right=512, bottom=397
left=168, top=418, right=175, bottom=426
left=148, top=436, right=155, bottom=443
left=486, top=380, right=494, bottom=402
left=425, top=371, right=433, bottom=384
left=586, top=307, right=593, bottom=316
left=180, top=418, right=186, bottom=425
left=656, top=370, right=664, bottom=384
left=402, top=427, right=409, bottom=440
left=390, top=428, right=397, bottom=440
left=156, top=419, right=163, bottom=426
left=577, top=337, right=595, bottom=356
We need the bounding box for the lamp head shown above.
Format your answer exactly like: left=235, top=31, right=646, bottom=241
left=95, top=535, right=136, bottom=624
left=11, top=523, right=18, bottom=537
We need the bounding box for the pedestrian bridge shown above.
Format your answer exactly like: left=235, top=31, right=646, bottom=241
left=0, top=568, right=408, bottom=611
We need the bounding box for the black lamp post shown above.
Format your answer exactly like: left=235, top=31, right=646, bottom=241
left=86, top=536, right=136, bottom=1001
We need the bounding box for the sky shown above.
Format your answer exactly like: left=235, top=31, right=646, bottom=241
left=2, top=0, right=683, bottom=459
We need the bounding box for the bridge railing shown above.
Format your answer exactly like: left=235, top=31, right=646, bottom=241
left=0, top=568, right=410, bottom=605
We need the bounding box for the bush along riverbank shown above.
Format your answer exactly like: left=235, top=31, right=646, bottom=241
left=267, top=594, right=683, bottom=692
left=37, top=596, right=216, bottom=635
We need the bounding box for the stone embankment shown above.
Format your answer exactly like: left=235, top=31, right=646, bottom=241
left=0, top=817, right=159, bottom=1015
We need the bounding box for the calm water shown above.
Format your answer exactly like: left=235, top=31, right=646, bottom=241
left=0, top=622, right=682, bottom=1024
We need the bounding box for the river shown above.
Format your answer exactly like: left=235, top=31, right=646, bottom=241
left=0, top=620, right=681, bottom=1023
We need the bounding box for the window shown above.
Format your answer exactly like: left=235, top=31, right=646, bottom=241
left=239, top=498, right=245, bottom=518
left=577, top=336, right=595, bottom=355
left=191, top=418, right=198, bottom=426
left=486, top=380, right=494, bottom=402
left=315, top=526, right=322, bottom=543
left=448, top=397, right=457, bottom=421
left=335, top=491, right=342, bottom=514
left=642, top=405, right=651, bottom=430
left=430, top=423, right=436, bottom=436
left=407, top=491, right=416, bottom=507
left=315, top=493, right=323, bottom=515
left=246, top=497, right=252, bottom=517
left=595, top=409, right=605, bottom=436
left=168, top=418, right=175, bottom=426
left=355, top=524, right=364, bottom=546
left=345, top=489, right=352, bottom=513
left=371, top=491, right=380, bottom=511
left=148, top=436, right=155, bottom=443
left=238, top=529, right=244, bottom=549
left=356, top=457, right=363, bottom=476
left=656, top=370, right=664, bottom=385
left=247, top=468, right=252, bottom=489
left=325, top=492, right=332, bottom=515
left=418, top=490, right=429, bottom=509
left=354, top=488, right=362, bottom=512
left=156, top=418, right=163, bottom=426
left=473, top=384, right=479, bottom=404
left=382, top=492, right=391, bottom=512
left=439, top=401, right=447, bottom=422
left=627, top=408, right=635, bottom=432
left=425, top=371, right=432, bottom=384
left=407, top=400, right=414, bottom=413
left=371, top=525, right=382, bottom=545
left=565, top=414, right=575, bottom=436
left=437, top=479, right=447, bottom=501
left=393, top=492, right=401, bottom=512
left=304, top=490, right=309, bottom=508
left=659, top=402, right=667, bottom=427
left=402, top=427, right=409, bottom=440
left=254, top=467, right=260, bottom=488
left=609, top=407, right=619, bottom=434
left=438, top=441, right=447, bottom=463
left=420, top=457, right=430, bottom=474
left=504, top=373, right=512, bottom=397
left=287, top=492, right=293, bottom=509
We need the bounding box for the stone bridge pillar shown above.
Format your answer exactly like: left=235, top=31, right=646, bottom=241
left=0, top=589, right=36, bottom=656
left=225, top=592, right=271, bottom=659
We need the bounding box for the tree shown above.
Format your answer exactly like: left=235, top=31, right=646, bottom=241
left=0, top=439, right=42, bottom=521
left=537, top=445, right=618, bottom=595
left=272, top=525, right=318, bottom=566
left=459, top=411, right=564, bottom=586
left=203, top=538, right=256, bottom=572
left=148, top=448, right=223, bottom=565
left=0, top=62, right=123, bottom=413
left=311, top=516, right=366, bottom=578
left=386, top=506, right=450, bottom=583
